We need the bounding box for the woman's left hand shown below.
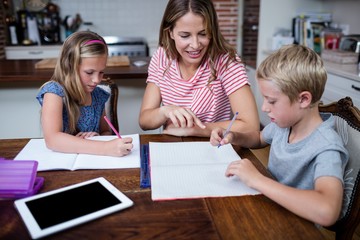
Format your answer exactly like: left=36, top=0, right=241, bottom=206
left=163, top=122, right=210, bottom=136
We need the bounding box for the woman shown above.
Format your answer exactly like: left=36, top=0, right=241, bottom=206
left=139, top=0, right=259, bottom=137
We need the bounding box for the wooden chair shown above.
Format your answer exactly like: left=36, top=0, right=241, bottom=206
left=319, top=97, right=360, bottom=240
left=98, top=78, right=119, bottom=134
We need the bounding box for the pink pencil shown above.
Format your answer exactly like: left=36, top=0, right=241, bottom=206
left=103, top=116, right=122, bottom=138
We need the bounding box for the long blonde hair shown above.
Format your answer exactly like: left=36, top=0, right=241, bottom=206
left=43, top=31, right=108, bottom=134
left=159, top=0, right=240, bottom=84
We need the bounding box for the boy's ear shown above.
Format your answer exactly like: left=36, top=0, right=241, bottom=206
left=298, top=91, right=312, bottom=107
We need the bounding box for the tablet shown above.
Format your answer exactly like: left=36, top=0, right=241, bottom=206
left=14, top=177, right=133, bottom=239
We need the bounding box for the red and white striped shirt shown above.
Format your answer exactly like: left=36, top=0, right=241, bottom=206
left=147, top=47, right=249, bottom=123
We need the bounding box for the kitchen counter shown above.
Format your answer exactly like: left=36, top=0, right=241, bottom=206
left=0, top=57, right=150, bottom=86
left=324, top=61, right=360, bottom=82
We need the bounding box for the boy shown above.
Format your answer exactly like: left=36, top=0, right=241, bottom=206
left=210, top=44, right=348, bottom=226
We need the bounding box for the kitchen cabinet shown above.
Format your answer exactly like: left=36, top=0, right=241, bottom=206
left=322, top=73, right=360, bottom=108
left=5, top=45, right=61, bottom=59
left=322, top=61, right=360, bottom=108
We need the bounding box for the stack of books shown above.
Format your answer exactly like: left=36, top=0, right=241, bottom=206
left=293, top=11, right=332, bottom=53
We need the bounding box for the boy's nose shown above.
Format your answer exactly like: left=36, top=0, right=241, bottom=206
left=261, top=101, right=269, bottom=112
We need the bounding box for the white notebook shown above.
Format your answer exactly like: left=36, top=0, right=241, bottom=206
left=150, top=142, right=259, bottom=200
left=14, top=134, right=140, bottom=171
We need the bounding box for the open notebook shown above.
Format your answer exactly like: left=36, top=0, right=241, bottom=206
left=14, top=134, right=140, bottom=171
left=150, top=142, right=259, bottom=201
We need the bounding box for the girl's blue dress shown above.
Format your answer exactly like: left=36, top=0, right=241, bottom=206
left=36, top=81, right=110, bottom=133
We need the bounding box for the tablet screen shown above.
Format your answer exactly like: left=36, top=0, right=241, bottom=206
left=14, top=177, right=133, bottom=239
left=25, top=181, right=121, bottom=229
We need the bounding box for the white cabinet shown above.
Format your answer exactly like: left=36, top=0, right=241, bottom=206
left=322, top=73, right=360, bottom=108
left=5, top=45, right=61, bottom=59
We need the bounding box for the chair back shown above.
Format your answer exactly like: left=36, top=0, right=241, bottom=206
left=98, top=78, right=119, bottom=134
left=319, top=97, right=360, bottom=240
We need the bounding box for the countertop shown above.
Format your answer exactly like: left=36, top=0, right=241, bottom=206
left=0, top=57, right=150, bottom=85
left=1, top=57, right=359, bottom=86
left=324, top=61, right=360, bottom=82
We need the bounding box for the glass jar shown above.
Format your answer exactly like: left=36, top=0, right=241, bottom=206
left=322, top=28, right=343, bottom=50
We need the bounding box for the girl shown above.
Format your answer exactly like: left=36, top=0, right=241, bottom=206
left=37, top=31, right=133, bottom=157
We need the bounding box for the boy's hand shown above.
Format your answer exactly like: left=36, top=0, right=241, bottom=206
left=225, top=158, right=263, bottom=188
left=210, top=128, right=234, bottom=147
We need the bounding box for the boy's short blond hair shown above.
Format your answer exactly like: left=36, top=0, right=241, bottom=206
left=256, top=44, right=327, bottom=105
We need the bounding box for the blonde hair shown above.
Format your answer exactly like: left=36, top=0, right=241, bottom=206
left=159, top=0, right=240, bottom=84
left=256, top=44, right=327, bottom=105
left=44, top=31, right=108, bottom=134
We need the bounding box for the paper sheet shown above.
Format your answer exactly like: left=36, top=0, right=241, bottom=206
left=14, top=134, right=140, bottom=171
left=150, top=142, right=260, bottom=201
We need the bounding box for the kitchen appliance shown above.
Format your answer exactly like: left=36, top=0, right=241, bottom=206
left=340, top=34, right=360, bottom=53
left=103, top=36, right=148, bottom=57
left=16, top=3, right=60, bottom=45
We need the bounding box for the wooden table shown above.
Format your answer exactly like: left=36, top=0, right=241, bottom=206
left=0, top=135, right=324, bottom=240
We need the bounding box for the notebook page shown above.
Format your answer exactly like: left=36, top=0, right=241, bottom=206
left=149, top=142, right=240, bottom=166
left=14, top=139, right=76, bottom=171
left=74, top=134, right=140, bottom=169
left=150, top=142, right=259, bottom=200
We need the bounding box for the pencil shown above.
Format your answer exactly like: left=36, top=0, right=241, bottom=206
left=218, top=112, right=238, bottom=148
left=103, top=116, right=122, bottom=138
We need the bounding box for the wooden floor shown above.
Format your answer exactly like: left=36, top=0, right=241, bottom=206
left=250, top=147, right=360, bottom=240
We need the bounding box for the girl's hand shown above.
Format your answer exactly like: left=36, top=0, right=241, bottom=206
left=107, top=137, right=133, bottom=157
left=161, top=105, right=205, bottom=129
left=76, top=132, right=99, bottom=139
left=225, top=158, right=263, bottom=188
left=210, top=128, right=234, bottom=147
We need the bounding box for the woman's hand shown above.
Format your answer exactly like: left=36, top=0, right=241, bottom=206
left=163, top=122, right=209, bottom=136
left=161, top=105, right=205, bottom=129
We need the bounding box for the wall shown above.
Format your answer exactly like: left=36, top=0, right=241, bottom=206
left=257, top=0, right=323, bottom=66
left=10, top=0, right=167, bottom=54
left=325, top=0, right=360, bottom=34
left=12, top=0, right=239, bottom=54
